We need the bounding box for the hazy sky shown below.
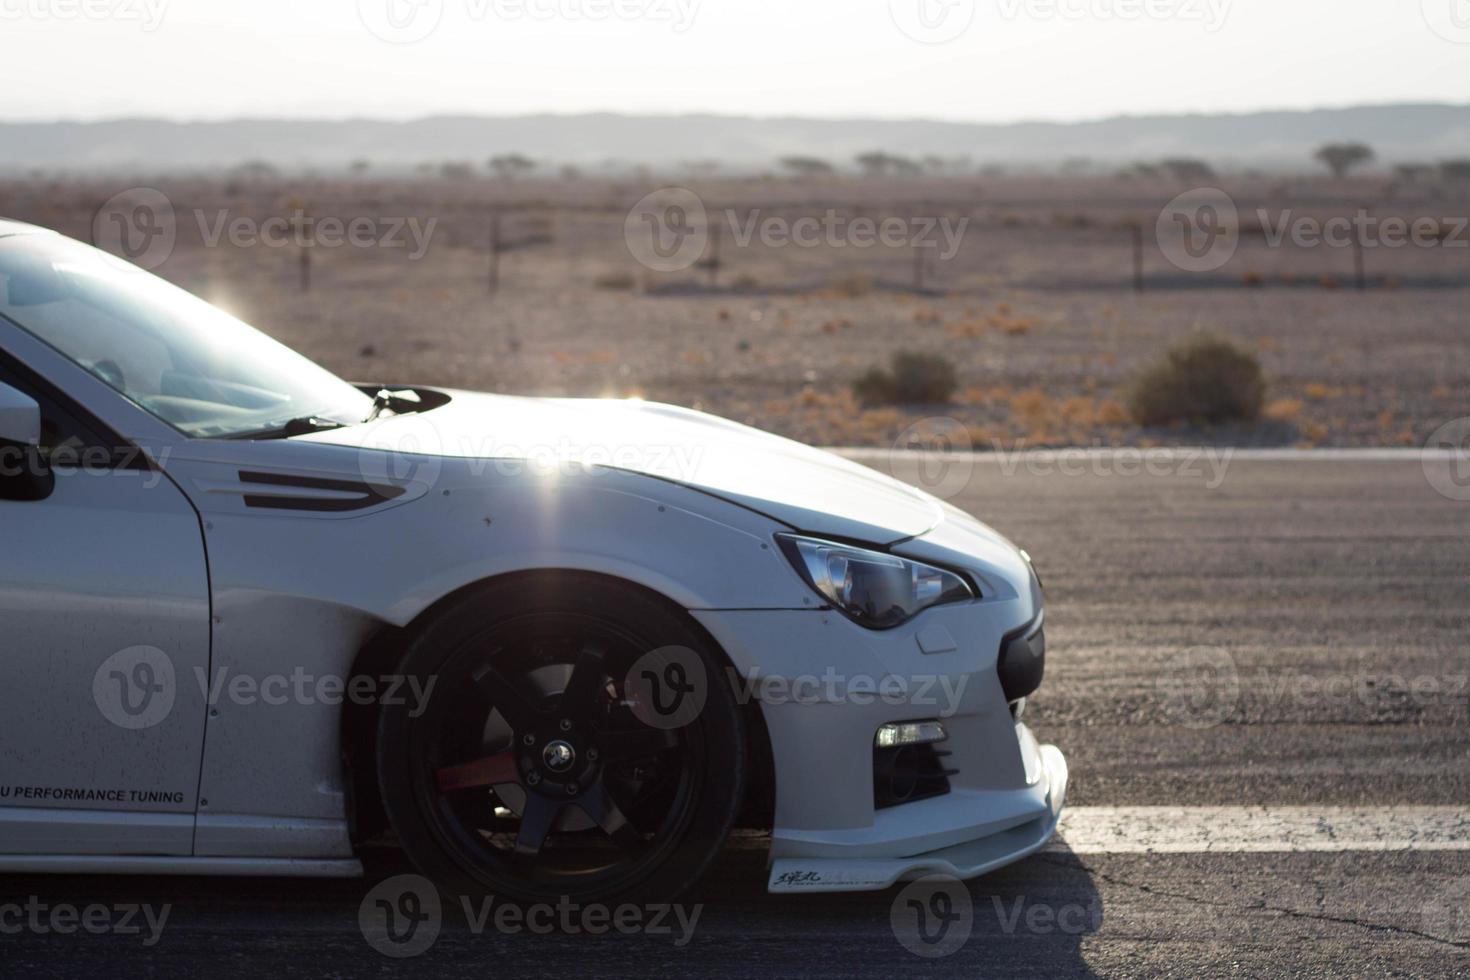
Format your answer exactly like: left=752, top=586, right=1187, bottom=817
left=5, top=0, right=1468, bottom=122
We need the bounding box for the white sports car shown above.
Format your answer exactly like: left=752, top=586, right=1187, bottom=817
left=0, top=220, right=1066, bottom=902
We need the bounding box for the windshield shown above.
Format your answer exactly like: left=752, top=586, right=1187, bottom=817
left=0, top=233, right=372, bottom=438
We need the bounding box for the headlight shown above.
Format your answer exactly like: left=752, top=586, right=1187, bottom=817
left=776, top=534, right=974, bottom=629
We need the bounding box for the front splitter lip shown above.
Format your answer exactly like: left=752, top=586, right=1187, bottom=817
left=766, top=744, right=1068, bottom=894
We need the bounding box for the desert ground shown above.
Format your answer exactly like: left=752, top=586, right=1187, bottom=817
left=2, top=174, right=1467, bottom=448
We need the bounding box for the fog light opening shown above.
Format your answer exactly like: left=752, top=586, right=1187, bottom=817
left=874, top=720, right=947, bottom=748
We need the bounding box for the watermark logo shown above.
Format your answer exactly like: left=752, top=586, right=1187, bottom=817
left=1157, top=187, right=1238, bottom=273
left=357, top=0, right=444, bottom=43
left=0, top=0, right=169, bottom=31
left=194, top=210, right=438, bottom=259
left=1421, top=877, right=1470, bottom=943
left=992, top=893, right=1103, bottom=935
left=1157, top=646, right=1239, bottom=729
left=93, top=646, right=176, bottom=730
left=625, top=186, right=708, bottom=272
left=0, top=897, right=170, bottom=946
left=995, top=0, right=1231, bottom=32
left=359, top=874, right=443, bottom=958
left=890, top=875, right=973, bottom=958
left=1423, top=417, right=1470, bottom=501
left=624, top=645, right=707, bottom=729
left=890, top=418, right=975, bottom=501
left=1422, top=0, right=1470, bottom=44
left=356, top=412, right=446, bottom=492
left=726, top=210, right=969, bottom=260
left=889, top=0, right=975, bottom=44
left=92, top=187, right=176, bottom=271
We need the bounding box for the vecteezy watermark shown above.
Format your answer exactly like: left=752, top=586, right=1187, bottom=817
left=0, top=442, right=172, bottom=490
left=726, top=209, right=969, bottom=261
left=1421, top=876, right=1470, bottom=944
left=995, top=0, right=1231, bottom=32
left=0, top=0, right=169, bottom=30
left=193, top=667, right=437, bottom=716
left=1422, top=0, right=1470, bottom=45
left=624, top=646, right=708, bottom=730
left=0, top=897, right=171, bottom=946
left=353, top=414, right=710, bottom=494
left=1159, top=188, right=1470, bottom=273
left=358, top=874, right=702, bottom=957
left=991, top=892, right=1103, bottom=936
left=1157, top=646, right=1240, bottom=730
left=625, top=186, right=708, bottom=273
left=1422, top=417, right=1470, bottom=502
left=357, top=0, right=698, bottom=44
left=93, top=646, right=438, bottom=729
left=890, top=875, right=974, bottom=958
left=889, top=0, right=976, bottom=44
left=93, top=189, right=438, bottom=269
left=1156, top=187, right=1239, bottom=273
left=626, top=189, right=971, bottom=273
left=990, top=442, right=1234, bottom=489
left=729, top=667, right=971, bottom=715
left=1256, top=210, right=1469, bottom=251
left=195, top=210, right=438, bottom=260
left=93, top=646, right=177, bottom=731
left=1157, top=648, right=1470, bottom=729
left=92, top=187, right=176, bottom=271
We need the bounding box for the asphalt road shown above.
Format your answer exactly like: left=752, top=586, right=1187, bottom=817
left=3, top=453, right=1467, bottom=978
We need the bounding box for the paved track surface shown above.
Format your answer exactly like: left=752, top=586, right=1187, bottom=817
left=2, top=455, right=1466, bottom=977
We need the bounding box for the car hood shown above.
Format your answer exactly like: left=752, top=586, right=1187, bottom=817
left=303, top=391, right=943, bottom=543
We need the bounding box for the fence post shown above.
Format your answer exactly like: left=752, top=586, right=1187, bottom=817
left=1131, top=222, right=1144, bottom=292
left=706, top=218, right=721, bottom=287
left=296, top=210, right=312, bottom=292
left=1353, top=208, right=1368, bottom=290
left=488, top=211, right=501, bottom=293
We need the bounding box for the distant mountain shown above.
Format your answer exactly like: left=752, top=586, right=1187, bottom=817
left=3, top=105, right=1468, bottom=174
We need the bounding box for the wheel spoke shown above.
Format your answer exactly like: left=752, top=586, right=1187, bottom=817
left=435, top=750, right=519, bottom=792
left=472, top=661, right=542, bottom=732
left=512, top=794, right=563, bottom=867
left=558, top=642, right=608, bottom=720
left=598, top=725, right=679, bottom=763
left=577, top=780, right=644, bottom=853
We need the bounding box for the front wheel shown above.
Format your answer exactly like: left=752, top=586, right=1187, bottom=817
left=376, top=576, right=745, bottom=905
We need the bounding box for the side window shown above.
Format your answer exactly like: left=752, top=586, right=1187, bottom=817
left=0, top=355, right=129, bottom=467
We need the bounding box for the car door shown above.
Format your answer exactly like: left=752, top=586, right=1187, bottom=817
left=0, top=355, right=211, bottom=857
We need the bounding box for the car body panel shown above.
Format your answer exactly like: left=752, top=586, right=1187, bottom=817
left=0, top=459, right=210, bottom=854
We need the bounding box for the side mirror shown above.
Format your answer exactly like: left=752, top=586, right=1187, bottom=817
left=0, top=382, right=53, bottom=501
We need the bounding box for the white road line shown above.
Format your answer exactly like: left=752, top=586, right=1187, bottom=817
left=833, top=447, right=1457, bottom=463
left=1049, top=806, right=1470, bottom=854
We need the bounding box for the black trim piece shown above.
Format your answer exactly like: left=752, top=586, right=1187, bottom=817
left=238, top=470, right=406, bottom=512
left=997, top=610, right=1046, bottom=704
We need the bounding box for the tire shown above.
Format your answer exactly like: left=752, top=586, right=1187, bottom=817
left=376, top=574, right=745, bottom=905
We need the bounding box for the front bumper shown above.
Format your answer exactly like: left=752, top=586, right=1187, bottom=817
left=692, top=549, right=1066, bottom=894
left=767, top=741, right=1066, bottom=893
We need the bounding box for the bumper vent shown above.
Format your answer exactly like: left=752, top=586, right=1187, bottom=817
left=873, top=742, right=957, bottom=809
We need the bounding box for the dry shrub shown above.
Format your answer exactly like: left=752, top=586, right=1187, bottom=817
left=1265, top=398, right=1304, bottom=422
left=853, top=352, right=957, bottom=406
left=1303, top=382, right=1344, bottom=401
left=1126, top=333, right=1265, bottom=426
left=593, top=270, right=636, bottom=290
left=829, top=274, right=873, bottom=298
